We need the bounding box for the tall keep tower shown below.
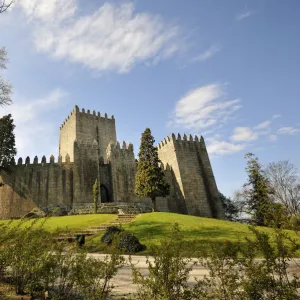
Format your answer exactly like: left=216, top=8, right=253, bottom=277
left=59, top=106, right=117, bottom=162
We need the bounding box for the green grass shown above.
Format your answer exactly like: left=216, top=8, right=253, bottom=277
left=85, top=212, right=300, bottom=255
left=0, top=214, right=116, bottom=233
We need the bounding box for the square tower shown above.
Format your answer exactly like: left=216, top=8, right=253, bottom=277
left=59, top=106, right=117, bottom=162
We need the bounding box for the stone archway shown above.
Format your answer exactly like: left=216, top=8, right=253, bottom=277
left=100, top=184, right=110, bottom=203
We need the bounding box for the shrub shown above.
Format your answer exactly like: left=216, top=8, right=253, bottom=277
left=118, top=232, right=146, bottom=254
left=101, top=226, right=145, bottom=253
left=101, top=226, right=123, bottom=244
left=131, top=223, right=196, bottom=300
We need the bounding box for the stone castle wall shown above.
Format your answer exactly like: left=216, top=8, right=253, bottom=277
left=59, top=106, right=117, bottom=162
left=0, top=105, right=224, bottom=219
left=106, top=141, right=136, bottom=202
left=0, top=155, right=74, bottom=218
left=158, top=134, right=223, bottom=218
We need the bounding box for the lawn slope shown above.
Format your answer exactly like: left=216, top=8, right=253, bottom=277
left=86, top=212, right=285, bottom=254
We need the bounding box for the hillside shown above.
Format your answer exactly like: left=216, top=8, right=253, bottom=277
left=85, top=212, right=286, bottom=254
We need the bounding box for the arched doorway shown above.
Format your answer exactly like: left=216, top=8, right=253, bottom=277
left=100, top=185, right=110, bottom=203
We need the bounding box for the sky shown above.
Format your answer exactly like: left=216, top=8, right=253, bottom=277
left=0, top=0, right=300, bottom=198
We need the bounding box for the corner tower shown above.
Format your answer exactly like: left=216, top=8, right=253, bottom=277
left=59, top=106, right=117, bottom=162
left=158, top=133, right=224, bottom=218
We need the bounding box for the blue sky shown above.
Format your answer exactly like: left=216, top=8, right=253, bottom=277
left=0, top=0, right=300, bottom=198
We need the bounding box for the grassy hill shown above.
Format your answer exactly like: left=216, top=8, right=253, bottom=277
left=0, top=214, right=116, bottom=232
left=85, top=212, right=290, bottom=255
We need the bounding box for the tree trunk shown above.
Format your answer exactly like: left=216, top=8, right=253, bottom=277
left=152, top=197, right=157, bottom=212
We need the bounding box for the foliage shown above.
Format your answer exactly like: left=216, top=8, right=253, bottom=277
left=135, top=128, right=170, bottom=212
left=0, top=47, right=12, bottom=106
left=196, top=226, right=300, bottom=299
left=241, top=153, right=275, bottom=226
left=101, top=226, right=145, bottom=254
left=219, top=192, right=240, bottom=221
left=75, top=249, right=125, bottom=300
left=0, top=114, right=16, bottom=175
left=0, top=218, right=125, bottom=299
left=118, top=232, right=146, bottom=253
left=266, top=160, right=300, bottom=217
left=101, top=226, right=123, bottom=244
left=131, top=223, right=196, bottom=300
left=93, top=179, right=99, bottom=213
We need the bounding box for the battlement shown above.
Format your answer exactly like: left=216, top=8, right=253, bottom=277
left=15, top=153, right=73, bottom=166
left=158, top=133, right=206, bottom=149
left=60, top=105, right=115, bottom=130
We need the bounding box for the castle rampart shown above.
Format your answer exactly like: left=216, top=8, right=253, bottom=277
left=0, top=106, right=224, bottom=219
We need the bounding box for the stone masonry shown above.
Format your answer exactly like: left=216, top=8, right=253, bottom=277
left=0, top=106, right=224, bottom=219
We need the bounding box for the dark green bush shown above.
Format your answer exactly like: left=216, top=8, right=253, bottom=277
left=101, top=226, right=145, bottom=253
left=118, top=232, right=146, bottom=254
left=101, top=226, right=123, bottom=244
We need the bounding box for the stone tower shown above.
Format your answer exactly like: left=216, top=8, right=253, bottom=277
left=59, top=106, right=117, bottom=162
left=0, top=105, right=224, bottom=219
left=158, top=133, right=224, bottom=218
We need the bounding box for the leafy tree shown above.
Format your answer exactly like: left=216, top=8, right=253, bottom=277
left=0, top=114, right=16, bottom=174
left=0, top=47, right=12, bottom=106
left=135, top=128, right=170, bottom=212
left=242, top=153, right=274, bottom=226
left=93, top=179, right=99, bottom=214
left=219, top=192, right=240, bottom=221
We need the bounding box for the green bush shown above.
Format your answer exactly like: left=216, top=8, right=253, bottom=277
left=101, top=226, right=123, bottom=244
left=118, top=232, right=146, bottom=254
left=101, top=226, right=146, bottom=253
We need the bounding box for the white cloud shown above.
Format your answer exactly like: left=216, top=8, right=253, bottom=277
left=193, top=45, right=221, bottom=62
left=231, top=127, right=258, bottom=142
left=207, top=139, right=246, bottom=156
left=272, top=114, right=281, bottom=119
left=268, top=135, right=277, bottom=142
left=170, top=84, right=241, bottom=131
left=1, top=88, right=68, bottom=160
left=16, top=1, right=182, bottom=73
left=236, top=10, right=255, bottom=21
left=278, top=127, right=300, bottom=135
left=18, top=0, right=76, bottom=23
left=254, top=120, right=271, bottom=130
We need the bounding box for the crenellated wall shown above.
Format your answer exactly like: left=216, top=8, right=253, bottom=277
left=106, top=141, right=136, bottom=202
left=0, top=154, right=74, bottom=218
left=157, top=133, right=224, bottom=218
left=59, top=106, right=117, bottom=163
left=0, top=105, right=223, bottom=219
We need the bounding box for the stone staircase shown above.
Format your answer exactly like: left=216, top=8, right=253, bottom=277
left=53, top=214, right=137, bottom=242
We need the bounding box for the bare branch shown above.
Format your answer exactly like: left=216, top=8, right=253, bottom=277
left=0, top=0, right=14, bottom=14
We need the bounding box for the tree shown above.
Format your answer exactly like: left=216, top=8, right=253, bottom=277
left=266, top=160, right=300, bottom=217
left=219, top=192, right=240, bottom=221
left=0, top=0, right=13, bottom=14
left=135, top=128, right=170, bottom=212
left=242, top=153, right=274, bottom=226
left=0, top=114, right=16, bottom=175
left=0, top=47, right=12, bottom=106
left=93, top=179, right=99, bottom=214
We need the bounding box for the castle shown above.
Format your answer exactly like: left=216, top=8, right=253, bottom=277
left=0, top=106, right=224, bottom=219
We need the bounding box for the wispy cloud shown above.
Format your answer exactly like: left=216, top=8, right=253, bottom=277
left=278, top=127, right=300, bottom=135
left=169, top=83, right=241, bottom=131
left=236, top=10, right=255, bottom=21
left=207, top=139, right=246, bottom=156
left=1, top=88, right=68, bottom=159
left=254, top=121, right=272, bottom=130
left=268, top=135, right=278, bottom=142
left=16, top=1, right=183, bottom=73
left=231, top=127, right=258, bottom=142
left=193, top=45, right=221, bottom=62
